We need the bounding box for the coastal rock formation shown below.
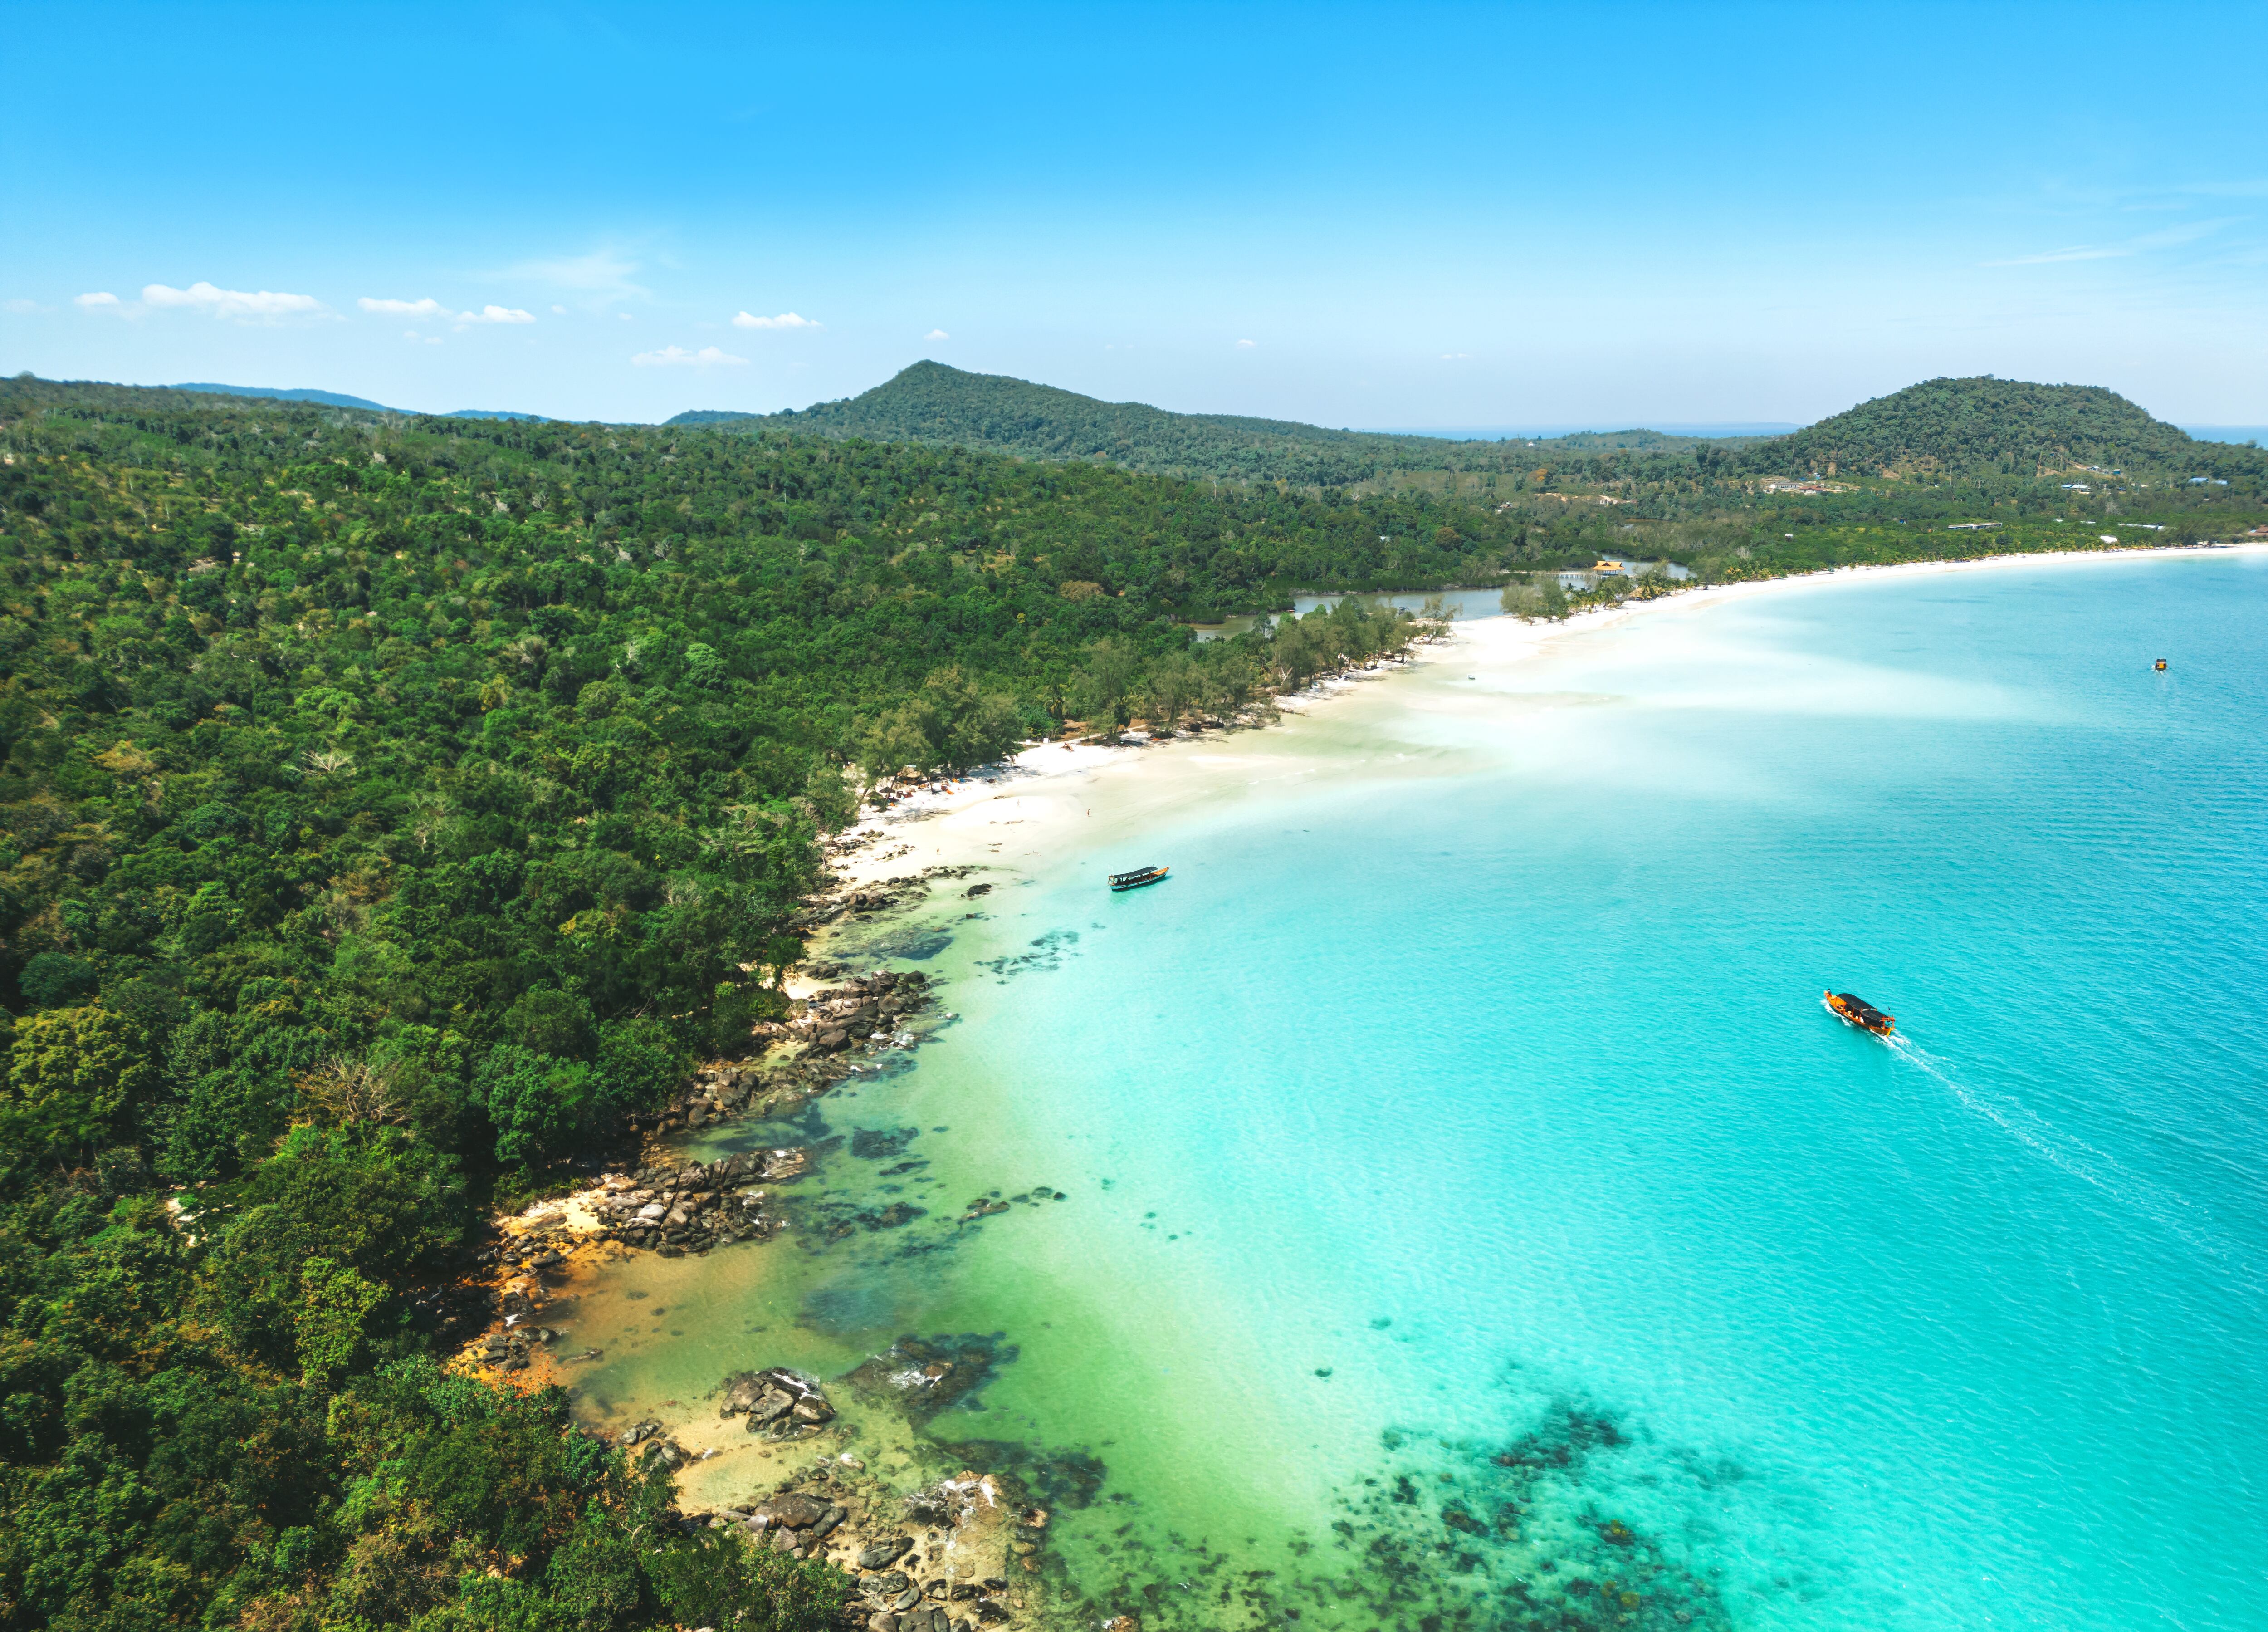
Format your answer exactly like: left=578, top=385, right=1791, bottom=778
left=470, top=1323, right=559, bottom=1371
left=591, top=1150, right=810, bottom=1256
left=719, top=1367, right=837, bottom=1439
left=844, top=1335, right=1015, bottom=1422
left=792, top=968, right=934, bottom=1054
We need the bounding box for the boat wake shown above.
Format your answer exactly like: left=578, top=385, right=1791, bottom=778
left=1884, top=1034, right=2257, bottom=1285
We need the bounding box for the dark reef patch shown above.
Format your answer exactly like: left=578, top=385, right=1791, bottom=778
left=843, top=1332, right=1020, bottom=1422
left=945, top=1440, right=1111, bottom=1513
left=851, top=923, right=955, bottom=961
left=980, top=928, right=1081, bottom=980
left=1007, top=1393, right=1735, bottom=1632
left=852, top=1126, right=922, bottom=1160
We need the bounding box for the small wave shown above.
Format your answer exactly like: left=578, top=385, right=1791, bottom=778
left=1887, top=1036, right=2258, bottom=1284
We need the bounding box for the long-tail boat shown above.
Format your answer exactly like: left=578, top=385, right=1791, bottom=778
left=1108, top=865, right=1169, bottom=892
left=1823, top=990, right=1895, bottom=1036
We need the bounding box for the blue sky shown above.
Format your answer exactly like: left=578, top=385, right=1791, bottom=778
left=5, top=1, right=2263, bottom=428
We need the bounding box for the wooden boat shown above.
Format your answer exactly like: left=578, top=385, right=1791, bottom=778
left=1108, top=865, right=1169, bottom=892
left=1823, top=990, right=1895, bottom=1036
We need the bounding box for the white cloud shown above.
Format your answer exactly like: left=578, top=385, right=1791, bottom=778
left=1989, top=244, right=2127, bottom=266
left=733, top=310, right=820, bottom=329
left=73, top=291, right=121, bottom=309
left=1987, top=217, right=2234, bottom=266
left=2179, top=179, right=2268, bottom=198
left=1235, top=338, right=1257, bottom=348
left=1441, top=352, right=1472, bottom=360
left=360, top=296, right=449, bottom=318
left=3, top=299, right=44, bottom=314
left=926, top=328, right=950, bottom=340
left=365, top=297, right=534, bottom=327
left=551, top=304, right=569, bottom=315
left=143, top=280, right=326, bottom=319
left=631, top=344, right=747, bottom=368
left=504, top=248, right=648, bottom=304
left=403, top=330, right=442, bottom=345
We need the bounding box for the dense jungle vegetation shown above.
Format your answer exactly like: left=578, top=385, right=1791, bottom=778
left=1768, top=376, right=2268, bottom=479
left=668, top=361, right=1753, bottom=487
left=0, top=368, right=2258, bottom=1631
left=670, top=363, right=2268, bottom=490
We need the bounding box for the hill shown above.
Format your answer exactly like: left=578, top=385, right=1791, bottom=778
left=667, top=362, right=1737, bottom=485
left=173, top=381, right=549, bottom=422
left=1751, top=376, right=2260, bottom=478
left=173, top=381, right=396, bottom=411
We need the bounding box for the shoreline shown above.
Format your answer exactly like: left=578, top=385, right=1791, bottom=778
left=490, top=537, right=2263, bottom=1632
left=820, top=539, right=2268, bottom=894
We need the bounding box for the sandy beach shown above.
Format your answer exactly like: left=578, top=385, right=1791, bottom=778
left=820, top=541, right=2268, bottom=899
left=511, top=536, right=2268, bottom=1632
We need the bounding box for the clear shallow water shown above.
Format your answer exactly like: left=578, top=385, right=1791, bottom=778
left=594, top=555, right=2268, bottom=1630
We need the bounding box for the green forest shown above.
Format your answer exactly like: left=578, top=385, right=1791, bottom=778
left=0, top=368, right=2260, bottom=1631
left=667, top=361, right=1759, bottom=488
left=670, top=362, right=2268, bottom=490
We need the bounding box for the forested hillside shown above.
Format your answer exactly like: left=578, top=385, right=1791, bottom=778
left=0, top=377, right=1493, bottom=1630
left=176, top=382, right=549, bottom=423
left=666, top=361, right=1677, bottom=485
left=674, top=363, right=2266, bottom=495
left=0, top=371, right=2258, bottom=1631
left=1749, top=376, right=2265, bottom=478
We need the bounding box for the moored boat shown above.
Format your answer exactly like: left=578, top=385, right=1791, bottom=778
left=1823, top=990, right=1895, bottom=1036
left=1108, top=864, right=1169, bottom=892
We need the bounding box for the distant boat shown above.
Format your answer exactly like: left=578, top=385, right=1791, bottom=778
left=1823, top=990, right=1895, bottom=1036
left=1108, top=865, right=1169, bottom=892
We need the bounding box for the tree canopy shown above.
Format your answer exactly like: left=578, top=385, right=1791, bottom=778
left=0, top=368, right=2258, bottom=1631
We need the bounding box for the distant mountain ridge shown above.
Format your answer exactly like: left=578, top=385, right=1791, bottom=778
left=174, top=382, right=395, bottom=412
left=171, top=382, right=548, bottom=423
left=168, top=372, right=2252, bottom=485
left=666, top=361, right=1746, bottom=486
left=673, top=362, right=2257, bottom=488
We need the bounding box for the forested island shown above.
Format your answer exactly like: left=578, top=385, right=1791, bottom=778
left=0, top=368, right=2260, bottom=1632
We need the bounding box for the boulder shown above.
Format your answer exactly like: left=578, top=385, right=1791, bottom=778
left=719, top=1372, right=770, bottom=1416
left=752, top=1492, right=832, bottom=1530
left=745, top=1388, right=796, bottom=1427
left=761, top=1149, right=814, bottom=1182
left=857, top=1539, right=913, bottom=1570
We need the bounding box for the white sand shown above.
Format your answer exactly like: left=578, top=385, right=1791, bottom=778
left=819, top=542, right=2267, bottom=897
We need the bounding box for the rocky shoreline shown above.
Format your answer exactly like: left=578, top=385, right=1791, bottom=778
left=601, top=1358, right=1054, bottom=1632
left=449, top=710, right=1741, bottom=1632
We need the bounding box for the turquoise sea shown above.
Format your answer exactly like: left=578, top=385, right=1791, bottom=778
left=592, top=553, right=2268, bottom=1631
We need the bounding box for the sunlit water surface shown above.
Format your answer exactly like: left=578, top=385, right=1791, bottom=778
left=582, top=555, right=2268, bottom=1632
